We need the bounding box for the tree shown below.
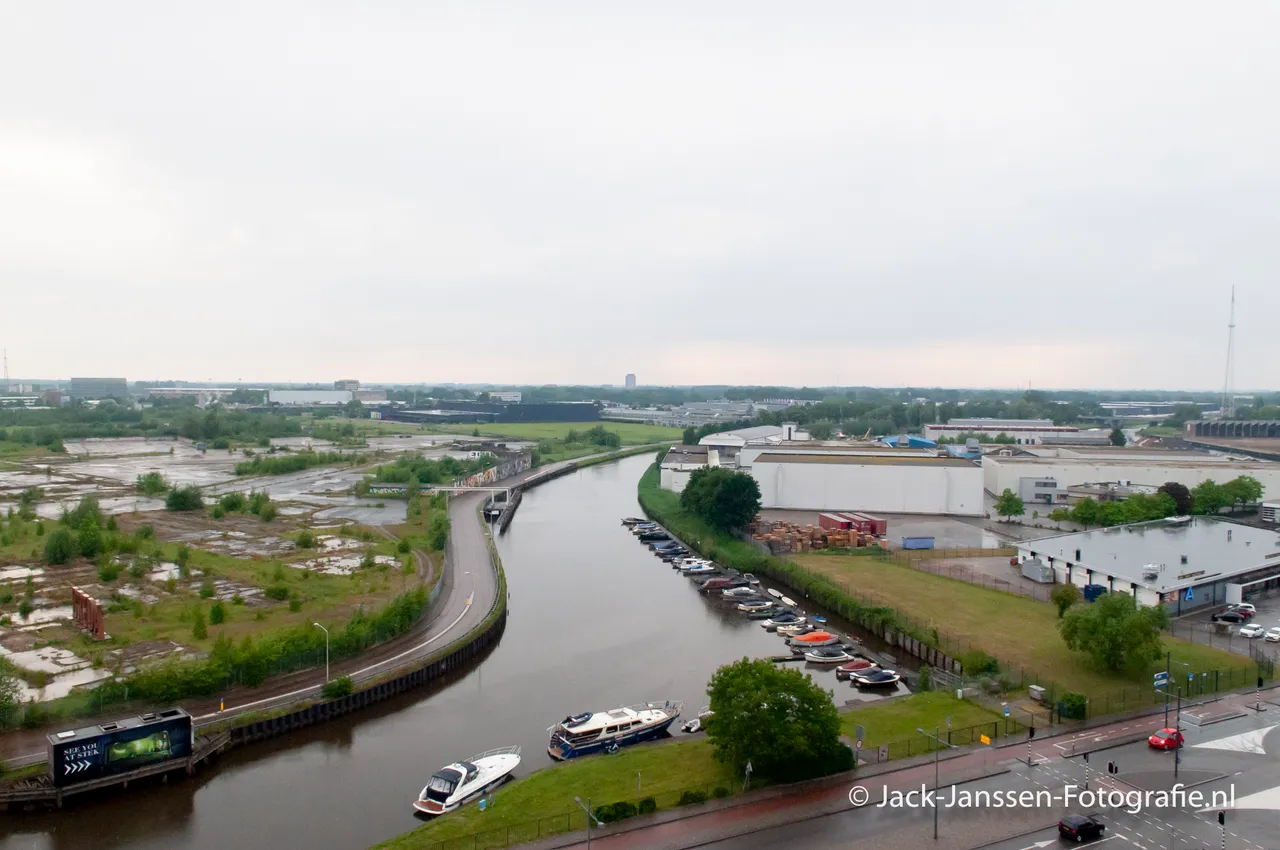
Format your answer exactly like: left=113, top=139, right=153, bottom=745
left=1191, top=479, right=1229, bottom=516
left=0, top=659, right=22, bottom=728
left=1071, top=498, right=1101, bottom=528
left=995, top=489, right=1025, bottom=522
left=427, top=512, right=450, bottom=550
left=682, top=426, right=698, bottom=446
left=165, top=485, right=204, bottom=512
left=1047, top=508, right=1071, bottom=529
left=705, top=658, right=851, bottom=782
left=1109, top=428, right=1126, bottom=447
left=134, top=472, right=168, bottom=496
left=706, top=473, right=762, bottom=531
left=1157, top=482, right=1193, bottom=515
left=192, top=607, right=208, bottom=640
left=1222, top=475, right=1264, bottom=512
left=209, top=601, right=226, bottom=625
left=680, top=467, right=732, bottom=518
left=1059, top=591, right=1167, bottom=674
left=1050, top=583, right=1081, bottom=618
left=343, top=399, right=364, bottom=418
left=77, top=516, right=103, bottom=559
left=43, top=527, right=77, bottom=565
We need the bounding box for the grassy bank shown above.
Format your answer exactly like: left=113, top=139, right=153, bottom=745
left=841, top=693, right=1009, bottom=755
left=373, top=740, right=737, bottom=850
left=636, top=464, right=1257, bottom=710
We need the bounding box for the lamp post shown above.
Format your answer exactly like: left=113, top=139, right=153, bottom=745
left=1174, top=686, right=1182, bottom=780
left=917, top=727, right=953, bottom=840
left=313, top=622, right=329, bottom=683
left=573, top=796, right=601, bottom=849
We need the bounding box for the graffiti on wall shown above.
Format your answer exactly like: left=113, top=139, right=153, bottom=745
left=454, top=454, right=531, bottom=488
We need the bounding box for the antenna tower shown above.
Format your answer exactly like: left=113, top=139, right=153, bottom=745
left=1222, top=287, right=1236, bottom=419
left=2, top=349, right=8, bottom=389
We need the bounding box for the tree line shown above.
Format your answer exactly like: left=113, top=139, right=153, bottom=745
left=995, top=475, right=1266, bottom=528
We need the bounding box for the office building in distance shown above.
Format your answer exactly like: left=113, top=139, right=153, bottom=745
left=68, top=377, right=128, bottom=400
left=625, top=373, right=636, bottom=389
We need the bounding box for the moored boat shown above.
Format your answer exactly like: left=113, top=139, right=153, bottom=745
left=851, top=669, right=901, bottom=687
left=760, top=612, right=804, bottom=631
left=621, top=517, right=647, bottom=526
left=742, top=573, right=760, bottom=585
left=834, top=658, right=878, bottom=679
left=721, top=586, right=757, bottom=598
left=737, top=599, right=774, bottom=612
left=413, top=746, right=522, bottom=815
left=781, top=596, right=797, bottom=607
left=787, top=630, right=839, bottom=647
left=681, top=564, right=718, bottom=575
left=681, top=707, right=714, bottom=734
left=776, top=622, right=813, bottom=636
left=744, top=606, right=779, bottom=619
left=547, top=702, right=683, bottom=760
left=804, top=647, right=855, bottom=664
left=766, top=589, right=784, bottom=600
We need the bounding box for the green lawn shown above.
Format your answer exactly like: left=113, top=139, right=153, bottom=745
left=841, top=693, right=1008, bottom=755
left=373, top=740, right=737, bottom=849
left=795, top=552, right=1255, bottom=699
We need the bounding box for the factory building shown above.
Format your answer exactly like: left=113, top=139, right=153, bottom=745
left=1186, top=420, right=1280, bottom=439
left=268, top=389, right=353, bottom=405
left=625, top=374, right=636, bottom=389
left=1015, top=517, right=1280, bottom=613
left=334, top=379, right=361, bottom=391
left=923, top=417, right=1083, bottom=445
left=983, top=446, right=1280, bottom=502
left=69, top=377, right=128, bottom=400
left=750, top=451, right=983, bottom=515
left=489, top=391, right=522, bottom=403
left=659, top=445, right=708, bottom=493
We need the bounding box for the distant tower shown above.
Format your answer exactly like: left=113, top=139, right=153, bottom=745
left=2, top=349, right=7, bottom=389
left=1221, top=287, right=1236, bottom=419
left=625, top=373, right=636, bottom=389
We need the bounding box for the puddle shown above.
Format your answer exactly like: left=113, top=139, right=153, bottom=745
left=0, top=645, right=91, bottom=674
left=116, top=586, right=160, bottom=604
left=148, top=563, right=185, bottom=583
left=290, top=554, right=399, bottom=577
left=11, top=604, right=74, bottom=626
left=0, top=566, right=45, bottom=583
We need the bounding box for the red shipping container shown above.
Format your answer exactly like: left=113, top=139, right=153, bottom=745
left=837, top=512, right=874, bottom=534
left=818, top=513, right=853, bottom=530
left=858, top=513, right=888, bottom=536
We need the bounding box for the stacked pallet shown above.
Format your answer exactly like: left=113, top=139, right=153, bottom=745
left=748, top=519, right=884, bottom=554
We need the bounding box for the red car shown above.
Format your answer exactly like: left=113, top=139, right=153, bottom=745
left=1148, top=728, right=1184, bottom=750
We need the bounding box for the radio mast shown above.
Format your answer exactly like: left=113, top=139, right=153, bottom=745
left=1221, top=287, right=1236, bottom=419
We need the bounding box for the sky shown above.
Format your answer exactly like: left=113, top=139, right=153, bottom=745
left=2, top=2, right=1278, bottom=390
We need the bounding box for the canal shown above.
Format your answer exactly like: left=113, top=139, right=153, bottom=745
left=0, top=453, right=907, bottom=850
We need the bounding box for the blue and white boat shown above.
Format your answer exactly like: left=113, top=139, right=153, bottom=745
left=547, top=702, right=683, bottom=760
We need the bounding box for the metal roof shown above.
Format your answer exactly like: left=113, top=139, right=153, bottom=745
left=752, top=453, right=977, bottom=468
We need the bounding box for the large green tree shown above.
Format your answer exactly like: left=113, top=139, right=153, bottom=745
left=707, top=472, right=762, bottom=531
left=1157, top=482, right=1193, bottom=515
left=706, top=658, right=851, bottom=782
left=1109, top=428, right=1126, bottom=447
left=1191, top=480, right=1229, bottom=515
left=1050, top=582, right=1081, bottom=618
left=1222, top=475, right=1264, bottom=511
left=995, top=488, right=1025, bottom=522
left=0, top=658, right=22, bottom=728
left=1059, top=591, right=1167, bottom=674
left=680, top=466, right=732, bottom=518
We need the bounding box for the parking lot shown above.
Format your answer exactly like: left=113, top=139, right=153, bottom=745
left=1171, top=585, right=1280, bottom=660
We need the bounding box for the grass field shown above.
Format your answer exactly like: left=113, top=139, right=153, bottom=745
left=373, top=740, right=737, bottom=849
left=841, top=692, right=1004, bottom=746
left=794, top=551, right=1255, bottom=696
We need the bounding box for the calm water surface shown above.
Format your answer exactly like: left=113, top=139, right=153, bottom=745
left=0, top=454, right=905, bottom=850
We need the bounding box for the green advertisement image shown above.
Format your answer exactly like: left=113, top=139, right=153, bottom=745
left=106, top=731, right=172, bottom=766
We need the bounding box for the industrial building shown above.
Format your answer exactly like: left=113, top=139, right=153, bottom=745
left=923, top=417, right=1084, bottom=445
left=334, top=379, right=360, bottom=391
left=982, top=446, right=1280, bottom=502
left=69, top=377, right=128, bottom=400
left=698, top=425, right=785, bottom=464
left=659, top=445, right=708, bottom=493
left=1263, top=503, right=1279, bottom=525
left=625, top=374, right=636, bottom=389
left=1186, top=419, right=1280, bottom=439
left=268, top=389, right=353, bottom=405
left=354, top=389, right=387, bottom=404
left=1015, top=517, right=1280, bottom=613
left=489, top=391, right=522, bottom=403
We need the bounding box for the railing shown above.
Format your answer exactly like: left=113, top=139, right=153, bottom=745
left=866, top=717, right=1026, bottom=762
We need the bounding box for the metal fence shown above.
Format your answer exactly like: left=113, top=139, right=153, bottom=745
left=866, top=716, right=1026, bottom=762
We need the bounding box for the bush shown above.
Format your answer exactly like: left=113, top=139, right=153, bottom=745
left=199, top=576, right=216, bottom=599
left=192, top=608, right=207, bottom=640
left=396, top=539, right=410, bottom=554
left=289, top=597, right=302, bottom=612
left=296, top=530, right=315, bottom=549
left=136, top=524, right=155, bottom=540
left=258, top=502, right=278, bottom=522
left=17, top=599, right=34, bottom=621
left=218, top=492, right=248, bottom=513
left=677, top=790, right=708, bottom=807
left=166, top=486, right=204, bottom=512
left=35, top=523, right=44, bottom=537
left=232, top=593, right=244, bottom=605
left=211, top=437, right=230, bottom=450
left=1059, top=691, right=1088, bottom=720
left=98, top=563, right=120, bottom=582
left=0, top=590, right=11, bottom=605
left=43, top=528, right=77, bottom=565
left=321, top=676, right=354, bottom=699
left=209, top=601, right=226, bottom=625
left=106, top=515, right=117, bottom=532
left=712, top=786, right=730, bottom=799
left=593, top=801, right=638, bottom=824
left=264, top=585, right=289, bottom=601
left=961, top=650, right=1000, bottom=676
left=638, top=796, right=657, bottom=815
left=210, top=505, right=226, bottom=519
left=134, top=472, right=168, bottom=496
left=77, top=517, right=104, bottom=559
left=917, top=665, right=932, bottom=692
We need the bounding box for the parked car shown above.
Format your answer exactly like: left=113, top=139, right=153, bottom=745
left=1212, top=611, right=1247, bottom=624
left=1265, top=627, right=1280, bottom=643
left=1148, top=727, right=1184, bottom=750
left=1058, top=814, right=1105, bottom=842
left=1224, top=604, right=1255, bottom=619
left=1239, top=623, right=1266, bottom=639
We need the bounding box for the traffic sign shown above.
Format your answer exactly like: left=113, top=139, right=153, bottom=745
left=979, top=734, right=991, bottom=745
left=1185, top=587, right=1195, bottom=601
left=1004, top=705, right=1010, bottom=717
left=855, top=739, right=863, bottom=750
left=1154, top=672, right=1169, bottom=687
left=855, top=724, right=865, bottom=742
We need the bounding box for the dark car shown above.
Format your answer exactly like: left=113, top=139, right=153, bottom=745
left=1212, top=611, right=1247, bottom=624
left=1058, top=814, right=1105, bottom=842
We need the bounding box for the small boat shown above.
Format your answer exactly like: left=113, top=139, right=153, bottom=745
left=766, top=589, right=784, bottom=600
left=811, top=616, right=827, bottom=624
left=699, top=577, right=748, bottom=592
left=621, top=517, right=648, bottom=526
left=737, top=599, right=774, bottom=613
left=548, top=702, right=684, bottom=760
left=681, top=707, right=714, bottom=733
left=413, top=746, right=522, bottom=815
left=743, top=606, right=779, bottom=620
left=681, top=564, right=718, bottom=575
left=787, top=630, right=839, bottom=647
left=834, top=658, right=878, bottom=679
left=851, top=669, right=902, bottom=688
left=804, top=647, right=855, bottom=664
left=721, top=586, right=757, bottom=598
left=742, top=574, right=760, bottom=585
left=776, top=622, right=813, bottom=636
left=630, top=523, right=658, bottom=533
left=659, top=549, right=689, bottom=561
left=761, top=612, right=804, bottom=631
left=638, top=531, right=670, bottom=542
left=781, top=596, right=797, bottom=607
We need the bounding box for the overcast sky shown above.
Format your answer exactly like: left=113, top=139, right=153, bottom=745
left=3, top=2, right=1278, bottom=390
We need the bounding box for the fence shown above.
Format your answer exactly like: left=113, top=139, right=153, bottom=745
left=867, top=716, right=1026, bottom=762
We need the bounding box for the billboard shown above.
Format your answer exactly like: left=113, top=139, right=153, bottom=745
left=48, top=711, right=193, bottom=787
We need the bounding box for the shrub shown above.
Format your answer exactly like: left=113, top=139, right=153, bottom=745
left=295, top=530, right=315, bottom=549
left=218, top=492, right=248, bottom=513
left=165, top=486, right=204, bottom=512
left=232, top=593, right=244, bottom=605
left=176, top=544, right=190, bottom=568
left=1059, top=691, right=1088, bottom=720
left=211, top=505, right=226, bottom=519
left=192, top=608, right=207, bottom=640
left=961, top=650, right=1000, bottom=676
left=264, top=585, right=289, bottom=601
left=209, top=601, right=226, bottom=625
left=917, top=665, right=932, bottom=692
left=289, top=598, right=302, bottom=612
left=127, top=559, right=147, bottom=580
left=258, top=502, right=278, bottom=522
left=106, top=515, right=118, bottom=532
left=43, top=528, right=76, bottom=565
left=98, top=562, right=120, bottom=582
left=396, top=539, right=410, bottom=554
left=321, top=676, right=354, bottom=699
left=199, top=576, right=216, bottom=599
left=638, top=797, right=657, bottom=815
left=712, top=786, right=730, bottom=799
left=677, top=790, right=708, bottom=807
left=35, top=523, right=44, bottom=537
left=136, top=525, right=155, bottom=540
left=211, top=437, right=230, bottom=450
left=0, top=590, right=11, bottom=605
left=360, top=551, right=376, bottom=570
left=135, top=472, right=168, bottom=496
left=17, top=599, right=34, bottom=620
left=165, top=577, right=177, bottom=593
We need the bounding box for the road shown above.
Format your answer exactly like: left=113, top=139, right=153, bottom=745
left=552, top=690, right=1280, bottom=850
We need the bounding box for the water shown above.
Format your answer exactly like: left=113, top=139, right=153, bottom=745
left=0, top=454, right=903, bottom=849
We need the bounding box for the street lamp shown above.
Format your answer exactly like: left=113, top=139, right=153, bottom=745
left=573, top=796, right=602, bottom=849
left=917, top=727, right=954, bottom=840
left=313, top=622, right=329, bottom=683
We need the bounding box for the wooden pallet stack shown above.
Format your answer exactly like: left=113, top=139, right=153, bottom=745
left=748, top=519, right=883, bottom=554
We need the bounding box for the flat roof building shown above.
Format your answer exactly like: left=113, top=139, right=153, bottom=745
left=268, top=389, right=353, bottom=405
left=1016, top=517, right=1280, bottom=613
left=923, top=418, right=1081, bottom=446
left=69, top=377, right=127, bottom=400
left=334, top=379, right=360, bottom=391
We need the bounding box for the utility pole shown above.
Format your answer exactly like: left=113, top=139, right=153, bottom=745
left=1222, top=286, right=1237, bottom=419
left=1174, top=686, right=1182, bottom=780
left=917, top=727, right=953, bottom=840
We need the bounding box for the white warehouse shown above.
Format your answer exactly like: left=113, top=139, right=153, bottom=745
left=268, top=389, right=353, bottom=405
left=751, top=452, right=983, bottom=516
left=983, top=447, right=1280, bottom=502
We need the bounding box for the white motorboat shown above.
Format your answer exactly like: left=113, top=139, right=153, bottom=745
left=851, top=669, right=902, bottom=687
left=413, top=746, right=522, bottom=815
left=681, top=707, right=714, bottom=734
left=760, top=613, right=804, bottom=631
left=682, top=564, right=718, bottom=575
left=803, top=647, right=855, bottom=664
left=766, top=589, right=784, bottom=600
left=721, top=586, right=757, bottom=598
left=776, top=622, right=813, bottom=636
left=737, top=599, right=774, bottom=612
left=781, top=596, right=797, bottom=607
left=742, top=573, right=760, bottom=585
left=548, top=702, right=684, bottom=760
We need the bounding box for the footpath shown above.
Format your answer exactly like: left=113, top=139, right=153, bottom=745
left=514, top=687, right=1274, bottom=850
